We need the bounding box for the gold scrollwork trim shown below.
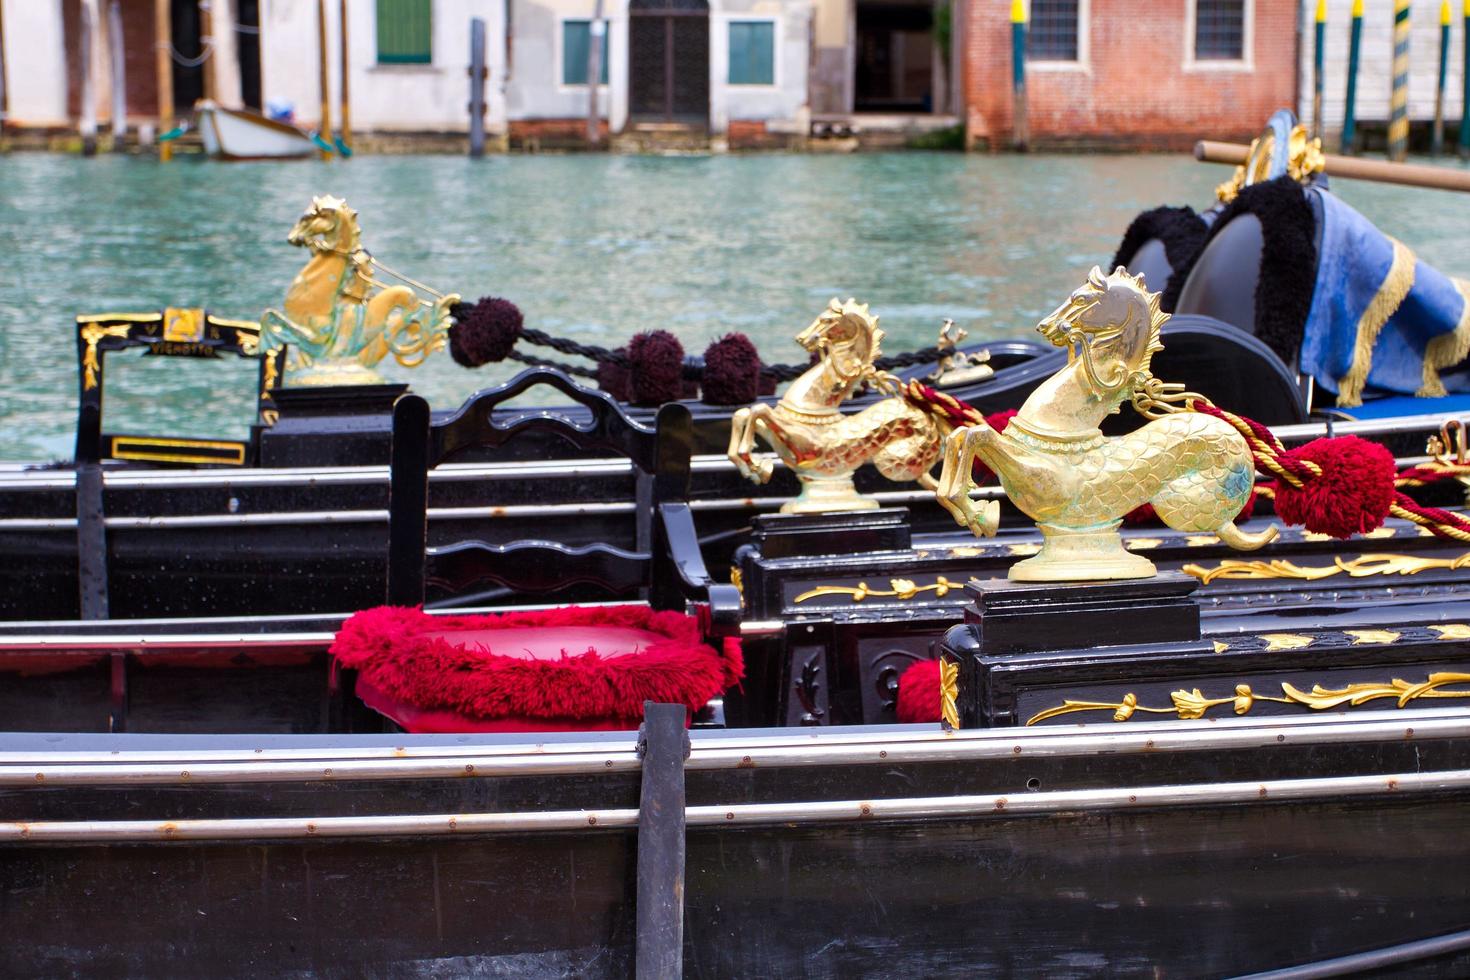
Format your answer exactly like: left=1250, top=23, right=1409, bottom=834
left=1025, top=672, right=1470, bottom=726
left=793, top=575, right=957, bottom=605
left=76, top=313, right=164, bottom=324
left=1184, top=551, right=1470, bottom=586
left=109, top=437, right=247, bottom=466
left=940, top=659, right=959, bottom=730
left=80, top=323, right=134, bottom=390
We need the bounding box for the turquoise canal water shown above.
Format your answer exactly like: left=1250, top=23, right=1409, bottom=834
left=1, top=152, right=1467, bottom=461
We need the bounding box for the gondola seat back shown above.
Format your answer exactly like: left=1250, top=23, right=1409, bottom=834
left=335, top=368, right=742, bottom=733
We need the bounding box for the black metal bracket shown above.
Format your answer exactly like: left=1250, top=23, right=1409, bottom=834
left=635, top=701, right=690, bottom=979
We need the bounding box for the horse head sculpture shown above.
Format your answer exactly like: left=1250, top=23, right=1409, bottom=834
left=936, top=266, right=1279, bottom=580
left=728, top=299, right=945, bottom=513
left=260, top=195, right=458, bottom=386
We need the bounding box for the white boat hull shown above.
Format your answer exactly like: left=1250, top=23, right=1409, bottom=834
left=197, top=101, right=316, bottom=160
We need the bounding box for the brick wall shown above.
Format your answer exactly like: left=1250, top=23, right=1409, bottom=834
left=964, top=0, right=1300, bottom=150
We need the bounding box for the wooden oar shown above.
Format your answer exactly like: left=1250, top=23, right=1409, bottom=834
left=1195, top=139, right=1470, bottom=193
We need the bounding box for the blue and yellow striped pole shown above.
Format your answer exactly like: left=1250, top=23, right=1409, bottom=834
left=1343, top=0, right=1365, bottom=153
left=1434, top=0, right=1451, bottom=154
left=1011, top=0, right=1028, bottom=150
left=1388, top=0, right=1412, bottom=162
left=1313, top=0, right=1327, bottom=141
left=1460, top=0, right=1470, bottom=158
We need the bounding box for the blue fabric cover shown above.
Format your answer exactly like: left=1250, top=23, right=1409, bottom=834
left=1331, top=392, right=1470, bottom=421
left=1298, top=188, right=1468, bottom=400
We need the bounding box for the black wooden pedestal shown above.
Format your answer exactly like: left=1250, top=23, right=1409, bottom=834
left=258, top=384, right=407, bottom=467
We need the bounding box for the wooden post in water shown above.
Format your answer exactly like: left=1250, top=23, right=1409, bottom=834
left=1462, top=0, right=1470, bottom=158
left=0, top=0, right=9, bottom=139
left=79, top=0, right=98, bottom=156
left=586, top=0, right=606, bottom=147
left=107, top=0, right=126, bottom=146
left=154, top=0, right=173, bottom=160
left=316, top=0, right=333, bottom=159
left=199, top=0, right=216, bottom=102
left=1343, top=0, right=1364, bottom=153
left=1313, top=0, right=1326, bottom=141
left=1433, top=0, right=1450, bottom=154
left=339, top=0, right=351, bottom=150
left=468, top=18, right=486, bottom=157
left=1010, top=0, right=1027, bottom=151
left=1388, top=0, right=1412, bottom=162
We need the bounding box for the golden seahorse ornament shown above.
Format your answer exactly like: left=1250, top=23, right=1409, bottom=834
left=934, top=266, right=1279, bottom=580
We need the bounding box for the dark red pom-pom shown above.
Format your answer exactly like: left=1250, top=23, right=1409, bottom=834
left=971, top=409, right=1017, bottom=485
left=758, top=371, right=778, bottom=396
left=596, top=354, right=630, bottom=402
left=701, top=334, right=763, bottom=405
left=895, top=659, right=941, bottom=723
left=1123, top=503, right=1158, bottom=526
left=626, top=330, right=686, bottom=405
left=1272, top=436, right=1396, bottom=539
left=448, top=296, right=523, bottom=368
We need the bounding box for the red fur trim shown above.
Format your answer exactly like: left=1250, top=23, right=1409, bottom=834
left=332, top=605, right=743, bottom=723
left=895, top=659, right=941, bottom=723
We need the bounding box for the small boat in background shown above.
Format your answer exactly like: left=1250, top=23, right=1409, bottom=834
left=195, top=100, right=316, bottom=160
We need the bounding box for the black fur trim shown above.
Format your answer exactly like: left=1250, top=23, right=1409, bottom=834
left=1109, top=205, right=1208, bottom=299
left=1161, top=176, right=1318, bottom=367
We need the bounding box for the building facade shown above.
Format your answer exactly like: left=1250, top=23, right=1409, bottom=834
left=1299, top=0, right=1466, bottom=145
left=963, top=0, right=1300, bottom=149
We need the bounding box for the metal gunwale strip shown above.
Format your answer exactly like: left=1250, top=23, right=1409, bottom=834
left=0, top=412, right=1447, bottom=494
left=3, top=711, right=1467, bottom=785
left=4, top=768, right=1466, bottom=842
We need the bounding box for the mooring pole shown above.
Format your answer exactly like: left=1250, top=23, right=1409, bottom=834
left=635, top=702, right=689, bottom=980
left=586, top=0, right=606, bottom=147
left=339, top=0, right=351, bottom=150
left=154, top=0, right=173, bottom=160
left=1313, top=0, right=1326, bottom=141
left=1388, top=0, right=1412, bottom=162
left=1434, top=0, right=1451, bottom=154
left=108, top=0, right=126, bottom=145
left=1010, top=0, right=1027, bottom=151
left=316, top=0, right=333, bottom=159
left=1343, top=0, right=1364, bottom=153
left=79, top=0, right=98, bottom=156
left=0, top=0, right=10, bottom=140
left=468, top=18, right=486, bottom=157
left=199, top=0, right=215, bottom=102
left=1462, top=0, right=1470, bottom=158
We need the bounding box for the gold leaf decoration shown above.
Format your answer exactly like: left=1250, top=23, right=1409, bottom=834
left=1024, top=673, right=1470, bottom=726
left=1261, top=633, right=1314, bottom=651
left=793, top=576, right=956, bottom=605
left=939, top=659, right=960, bottom=730
left=1430, top=624, right=1470, bottom=640
left=1344, top=629, right=1402, bottom=645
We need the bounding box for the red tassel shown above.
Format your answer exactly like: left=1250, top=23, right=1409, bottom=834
left=448, top=297, right=524, bottom=368
left=895, top=659, right=942, bottom=723
left=626, top=331, right=686, bottom=405
left=1273, top=436, right=1396, bottom=539
left=701, top=334, right=763, bottom=405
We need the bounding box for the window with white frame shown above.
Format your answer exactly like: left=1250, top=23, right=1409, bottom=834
left=562, top=20, right=610, bottom=85
left=1028, top=0, right=1079, bottom=62
left=728, top=21, right=775, bottom=85
left=1194, top=0, right=1245, bottom=61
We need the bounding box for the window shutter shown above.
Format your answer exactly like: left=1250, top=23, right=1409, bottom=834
left=377, top=0, right=432, bottom=65
left=729, top=22, right=775, bottom=85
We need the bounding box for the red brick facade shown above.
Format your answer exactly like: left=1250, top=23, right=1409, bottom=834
left=964, top=1, right=1298, bottom=150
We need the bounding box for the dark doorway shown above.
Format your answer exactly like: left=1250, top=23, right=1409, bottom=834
left=854, top=0, right=934, bottom=112
left=628, top=0, right=709, bottom=125
left=237, top=0, right=262, bottom=109
left=170, top=0, right=204, bottom=108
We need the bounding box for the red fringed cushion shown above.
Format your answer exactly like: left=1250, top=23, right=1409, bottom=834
left=332, top=605, right=743, bottom=733
left=895, top=659, right=941, bottom=723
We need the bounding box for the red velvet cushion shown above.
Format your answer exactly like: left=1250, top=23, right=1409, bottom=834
left=331, top=604, right=742, bottom=734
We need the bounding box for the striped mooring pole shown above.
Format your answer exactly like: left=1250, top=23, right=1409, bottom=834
left=1313, top=0, right=1327, bottom=141
left=1434, top=0, right=1451, bottom=154
left=1460, top=0, right=1470, bottom=158
left=1011, top=0, right=1028, bottom=150
left=1388, top=0, right=1412, bottom=162
left=1343, top=0, right=1365, bottom=153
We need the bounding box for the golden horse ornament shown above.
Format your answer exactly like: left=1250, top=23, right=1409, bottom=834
left=935, top=266, right=1279, bottom=580
left=728, top=299, right=946, bottom=513
left=259, top=195, right=459, bottom=386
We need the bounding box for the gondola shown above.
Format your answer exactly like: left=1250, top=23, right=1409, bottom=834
left=3, top=363, right=1470, bottom=976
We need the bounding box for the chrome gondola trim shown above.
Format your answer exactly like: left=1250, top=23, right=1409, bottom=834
left=1, top=709, right=1466, bottom=784
left=3, top=767, right=1466, bottom=842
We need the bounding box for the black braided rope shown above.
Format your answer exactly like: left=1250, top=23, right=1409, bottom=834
left=521, top=327, right=630, bottom=367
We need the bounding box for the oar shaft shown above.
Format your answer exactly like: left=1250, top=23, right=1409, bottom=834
left=1194, top=139, right=1470, bottom=193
